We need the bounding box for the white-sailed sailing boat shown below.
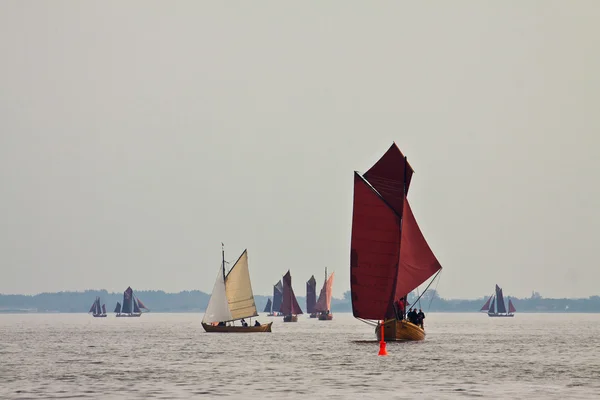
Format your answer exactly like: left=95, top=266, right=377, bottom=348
left=202, top=245, right=272, bottom=333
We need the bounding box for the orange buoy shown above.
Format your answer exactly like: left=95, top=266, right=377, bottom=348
left=378, top=320, right=388, bottom=356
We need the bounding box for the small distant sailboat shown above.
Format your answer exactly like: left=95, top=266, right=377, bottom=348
left=280, top=270, right=303, bottom=322
left=480, top=284, right=515, bottom=317
left=315, top=268, right=334, bottom=320
left=306, top=275, right=317, bottom=318
left=88, top=296, right=107, bottom=318
left=350, top=143, right=443, bottom=341
left=263, top=298, right=273, bottom=314
left=115, top=287, right=149, bottom=317
left=268, top=280, right=283, bottom=316
left=201, top=245, right=272, bottom=333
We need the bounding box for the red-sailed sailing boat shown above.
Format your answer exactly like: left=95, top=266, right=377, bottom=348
left=281, top=270, right=303, bottom=322
left=480, top=284, right=516, bottom=317
left=350, top=143, right=442, bottom=341
left=315, top=268, right=334, bottom=320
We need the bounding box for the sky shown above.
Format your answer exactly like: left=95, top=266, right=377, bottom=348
left=1, top=1, right=598, bottom=300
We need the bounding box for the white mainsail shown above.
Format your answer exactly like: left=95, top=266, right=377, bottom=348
left=225, top=250, right=258, bottom=320
left=202, top=266, right=233, bottom=323
left=202, top=249, right=258, bottom=324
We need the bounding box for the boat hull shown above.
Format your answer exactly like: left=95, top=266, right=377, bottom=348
left=488, top=313, right=514, bottom=317
left=201, top=322, right=273, bottom=333
left=267, top=312, right=282, bottom=317
left=318, top=314, right=333, bottom=320
left=283, top=315, right=298, bottom=322
left=375, top=319, right=425, bottom=341
left=92, top=314, right=107, bottom=318
left=116, top=313, right=142, bottom=317
left=309, top=313, right=318, bottom=318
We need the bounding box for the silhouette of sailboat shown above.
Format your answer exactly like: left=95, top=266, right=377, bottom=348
left=88, top=296, right=106, bottom=318
left=115, top=287, right=149, bottom=317
left=480, top=284, right=516, bottom=317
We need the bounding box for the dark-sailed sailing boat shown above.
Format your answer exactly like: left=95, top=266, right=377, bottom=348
left=350, top=143, right=443, bottom=341
left=115, top=286, right=149, bottom=317
left=480, top=284, right=515, bottom=317
left=280, top=270, right=303, bottom=322
left=315, top=268, right=335, bottom=320
left=263, top=298, right=273, bottom=314
left=307, top=275, right=317, bottom=318
left=202, top=245, right=272, bottom=333
left=268, top=280, right=283, bottom=316
left=88, top=296, right=107, bottom=318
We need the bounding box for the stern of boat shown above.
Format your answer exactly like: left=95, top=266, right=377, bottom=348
left=375, top=319, right=425, bottom=341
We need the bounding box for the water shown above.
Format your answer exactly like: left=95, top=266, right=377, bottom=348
left=0, top=313, right=598, bottom=399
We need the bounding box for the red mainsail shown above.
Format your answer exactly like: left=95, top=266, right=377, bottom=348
left=350, top=143, right=442, bottom=320
left=280, top=270, right=303, bottom=315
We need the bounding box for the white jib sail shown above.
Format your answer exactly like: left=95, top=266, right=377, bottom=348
left=202, top=266, right=233, bottom=323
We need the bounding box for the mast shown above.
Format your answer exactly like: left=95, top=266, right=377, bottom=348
left=222, top=242, right=226, bottom=282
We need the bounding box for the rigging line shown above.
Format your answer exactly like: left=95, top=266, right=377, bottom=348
left=408, top=269, right=442, bottom=312
left=427, top=270, right=442, bottom=314
left=357, top=318, right=379, bottom=327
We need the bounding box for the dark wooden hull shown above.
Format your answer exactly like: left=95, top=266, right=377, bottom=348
left=309, top=313, right=318, bottom=318
left=488, top=313, right=514, bottom=317
left=115, top=313, right=142, bottom=317
left=318, top=314, right=333, bottom=320
left=375, top=319, right=425, bottom=341
left=283, top=315, right=298, bottom=322
left=92, top=314, right=107, bottom=318
left=202, top=322, right=273, bottom=333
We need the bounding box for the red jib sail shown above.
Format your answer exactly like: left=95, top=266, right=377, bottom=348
left=280, top=270, right=303, bottom=315
left=480, top=296, right=493, bottom=312
left=350, top=143, right=442, bottom=320
left=508, top=299, right=516, bottom=313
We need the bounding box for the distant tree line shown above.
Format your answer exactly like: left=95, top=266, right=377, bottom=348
left=1, top=289, right=600, bottom=313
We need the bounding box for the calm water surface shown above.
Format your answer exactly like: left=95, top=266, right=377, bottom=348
left=0, top=313, right=598, bottom=399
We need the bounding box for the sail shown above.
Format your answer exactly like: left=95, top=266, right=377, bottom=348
left=122, top=287, right=133, bottom=314
left=272, top=280, right=283, bottom=313
left=114, top=302, right=121, bottom=313
left=202, top=264, right=233, bottom=323
left=496, top=285, right=507, bottom=314
left=137, top=298, right=148, bottom=310
left=89, top=300, right=97, bottom=314
left=394, top=196, right=442, bottom=302
left=363, top=142, right=414, bottom=215
left=489, top=297, right=496, bottom=314
left=480, top=296, right=493, bottom=312
left=263, top=298, right=272, bottom=313
left=95, top=298, right=101, bottom=314
left=350, top=173, right=401, bottom=320
left=306, top=275, right=317, bottom=313
left=315, top=272, right=335, bottom=312
left=133, top=298, right=141, bottom=313
left=224, top=250, right=258, bottom=320
left=508, top=299, right=516, bottom=313
left=102, top=304, right=106, bottom=314
left=280, top=270, right=303, bottom=315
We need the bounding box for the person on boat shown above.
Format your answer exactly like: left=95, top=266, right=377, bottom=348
left=417, top=309, right=425, bottom=329
left=254, top=320, right=260, bottom=327
left=240, top=318, right=246, bottom=326
left=218, top=321, right=226, bottom=326
left=395, top=297, right=407, bottom=320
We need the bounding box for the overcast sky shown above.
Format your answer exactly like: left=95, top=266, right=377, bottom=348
left=1, top=1, right=598, bottom=300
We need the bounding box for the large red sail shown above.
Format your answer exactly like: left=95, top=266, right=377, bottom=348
left=280, top=270, right=303, bottom=315
left=350, top=173, right=401, bottom=320
left=363, top=143, right=414, bottom=217
left=394, top=196, right=442, bottom=300
left=314, top=272, right=335, bottom=312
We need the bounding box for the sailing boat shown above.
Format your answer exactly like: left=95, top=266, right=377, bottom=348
left=201, top=245, right=272, bottom=333
left=88, top=296, right=107, bottom=318
left=280, top=270, right=303, bottom=322
left=315, top=268, right=334, bottom=320
left=268, top=280, right=283, bottom=316
left=350, top=143, right=443, bottom=341
left=115, top=286, right=149, bottom=317
left=306, top=275, right=317, bottom=318
left=480, top=284, right=515, bottom=317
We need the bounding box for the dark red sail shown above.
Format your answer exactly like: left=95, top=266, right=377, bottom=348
left=280, top=270, right=303, bottom=315
left=350, top=173, right=401, bottom=320
left=508, top=299, right=516, bottom=313
left=306, top=275, right=317, bottom=314
left=363, top=143, right=414, bottom=217
left=480, top=296, right=493, bottom=312
left=394, top=196, right=442, bottom=300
